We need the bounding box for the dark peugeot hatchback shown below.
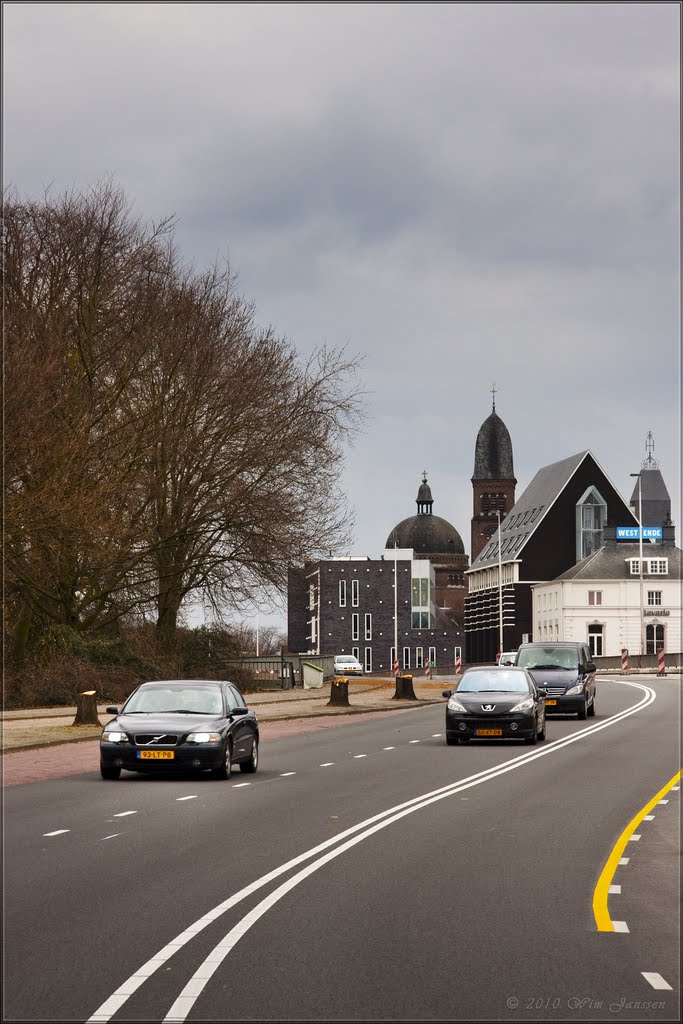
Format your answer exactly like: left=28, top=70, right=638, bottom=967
left=442, top=666, right=547, bottom=745
left=514, top=642, right=597, bottom=719
left=100, top=680, right=259, bottom=780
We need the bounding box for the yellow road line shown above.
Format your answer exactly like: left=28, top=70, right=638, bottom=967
left=593, top=768, right=682, bottom=932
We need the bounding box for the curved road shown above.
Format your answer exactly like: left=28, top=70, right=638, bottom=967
left=3, top=675, right=680, bottom=1022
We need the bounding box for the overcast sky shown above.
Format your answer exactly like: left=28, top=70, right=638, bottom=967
left=4, top=3, right=680, bottom=625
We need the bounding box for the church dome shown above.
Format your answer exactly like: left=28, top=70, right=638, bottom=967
left=385, top=473, right=465, bottom=555
left=472, top=406, right=515, bottom=481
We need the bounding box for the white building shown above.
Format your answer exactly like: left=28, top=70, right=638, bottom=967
left=531, top=529, right=681, bottom=658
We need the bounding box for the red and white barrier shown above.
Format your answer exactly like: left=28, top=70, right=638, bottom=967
left=455, top=655, right=462, bottom=675
left=621, top=648, right=629, bottom=673
left=657, top=649, right=666, bottom=676
left=392, top=658, right=399, bottom=678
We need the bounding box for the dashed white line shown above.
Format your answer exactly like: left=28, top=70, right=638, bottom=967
left=43, top=829, right=70, bottom=837
left=612, top=921, right=629, bottom=933
left=232, top=783, right=251, bottom=789
left=642, top=972, right=672, bottom=990
left=383, top=746, right=395, bottom=751
left=658, top=799, right=669, bottom=804
left=114, top=811, right=138, bottom=817
left=644, top=814, right=655, bottom=821
left=280, top=772, right=296, bottom=777
left=409, top=740, right=420, bottom=744
left=176, top=796, right=198, bottom=802
left=320, top=762, right=335, bottom=767
left=432, top=733, right=442, bottom=738
left=619, top=857, right=630, bottom=866
left=100, top=834, right=122, bottom=841
left=608, top=885, right=621, bottom=894
left=629, top=834, right=641, bottom=842
left=671, top=786, right=679, bottom=791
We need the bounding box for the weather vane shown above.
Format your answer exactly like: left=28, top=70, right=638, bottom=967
left=490, top=381, right=497, bottom=411
left=641, top=430, right=659, bottom=469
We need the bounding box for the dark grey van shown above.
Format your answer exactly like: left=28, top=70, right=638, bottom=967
left=514, top=642, right=597, bottom=719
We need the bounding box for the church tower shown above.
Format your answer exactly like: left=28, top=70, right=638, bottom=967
left=471, top=393, right=516, bottom=562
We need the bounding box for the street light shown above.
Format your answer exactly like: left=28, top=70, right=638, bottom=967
left=496, top=509, right=504, bottom=659
left=630, top=473, right=645, bottom=659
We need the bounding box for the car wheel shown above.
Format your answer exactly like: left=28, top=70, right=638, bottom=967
left=537, top=715, right=546, bottom=741
left=587, top=694, right=596, bottom=718
left=446, top=733, right=459, bottom=745
left=100, top=763, right=121, bottom=780
left=525, top=724, right=538, bottom=745
left=240, top=738, right=259, bottom=773
left=213, top=741, right=233, bottom=780
left=577, top=699, right=588, bottom=720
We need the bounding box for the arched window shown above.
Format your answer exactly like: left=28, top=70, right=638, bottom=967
left=576, top=486, right=607, bottom=561
left=646, top=624, right=664, bottom=654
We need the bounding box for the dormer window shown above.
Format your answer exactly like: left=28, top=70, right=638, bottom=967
left=576, top=486, right=607, bottom=561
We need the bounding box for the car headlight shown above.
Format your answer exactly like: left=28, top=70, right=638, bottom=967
left=510, top=697, right=534, bottom=713
left=187, top=732, right=221, bottom=743
left=447, top=698, right=468, bottom=713
left=566, top=683, right=584, bottom=695
left=102, top=730, right=128, bottom=743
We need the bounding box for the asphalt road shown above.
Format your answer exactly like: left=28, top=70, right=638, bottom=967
left=3, top=675, right=680, bottom=1022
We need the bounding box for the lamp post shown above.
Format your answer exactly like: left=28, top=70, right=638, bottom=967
left=630, top=473, right=645, bottom=658
left=393, top=534, right=399, bottom=675
left=496, top=509, right=504, bottom=659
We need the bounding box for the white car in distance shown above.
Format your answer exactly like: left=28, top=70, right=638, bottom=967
left=333, top=654, right=364, bottom=676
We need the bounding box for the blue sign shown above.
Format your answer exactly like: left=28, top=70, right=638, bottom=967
left=616, top=526, right=663, bottom=540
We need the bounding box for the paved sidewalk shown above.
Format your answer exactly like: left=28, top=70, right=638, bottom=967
left=1, top=677, right=451, bottom=753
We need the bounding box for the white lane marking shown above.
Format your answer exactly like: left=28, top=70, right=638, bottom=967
left=353, top=754, right=367, bottom=759
left=642, top=973, right=673, bottom=991
left=629, top=834, right=642, bottom=842
left=43, top=830, right=70, bottom=837
left=671, top=786, right=680, bottom=791
left=409, top=740, right=420, bottom=744
left=280, top=772, right=296, bottom=777
left=232, top=783, right=251, bottom=789
left=608, top=885, right=621, bottom=894
left=100, top=834, right=122, bottom=841
left=382, top=746, right=395, bottom=751
left=644, top=814, right=655, bottom=821
left=619, top=857, right=630, bottom=866
left=658, top=799, right=669, bottom=804
left=432, top=733, right=442, bottom=737
left=114, top=811, right=137, bottom=817
left=176, top=796, right=198, bottom=802
left=88, top=679, right=657, bottom=1024
left=320, top=763, right=335, bottom=767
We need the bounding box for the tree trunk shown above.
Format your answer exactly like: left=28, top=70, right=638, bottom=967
left=13, top=599, right=33, bottom=669
left=328, top=678, right=350, bottom=706
left=393, top=674, right=417, bottom=700
left=72, top=690, right=100, bottom=726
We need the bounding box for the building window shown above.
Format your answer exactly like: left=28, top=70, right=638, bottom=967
left=308, top=585, right=316, bottom=610
left=352, top=613, right=359, bottom=641
left=646, top=624, right=664, bottom=654
left=364, top=647, right=372, bottom=672
left=588, top=624, right=603, bottom=657
left=415, top=647, right=424, bottom=668
left=588, top=591, right=602, bottom=606
left=576, top=486, right=607, bottom=561
left=338, top=580, right=346, bottom=607
left=351, top=580, right=360, bottom=606
left=352, top=647, right=360, bottom=660
left=403, top=647, right=411, bottom=669
left=364, top=613, right=372, bottom=640
left=428, top=646, right=437, bottom=667
left=647, top=591, right=662, bottom=606
left=411, top=575, right=431, bottom=629
left=649, top=559, right=668, bottom=575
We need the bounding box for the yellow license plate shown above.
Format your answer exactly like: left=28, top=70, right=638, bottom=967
left=137, top=750, right=175, bottom=759
left=546, top=699, right=558, bottom=706
left=475, top=729, right=502, bottom=736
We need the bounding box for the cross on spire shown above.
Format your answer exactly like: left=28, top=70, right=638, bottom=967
left=642, top=430, right=659, bottom=469
left=490, top=381, right=497, bottom=411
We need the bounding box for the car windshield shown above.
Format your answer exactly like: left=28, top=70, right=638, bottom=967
left=516, top=647, right=578, bottom=670
left=123, top=685, right=223, bottom=715
left=456, top=671, right=530, bottom=694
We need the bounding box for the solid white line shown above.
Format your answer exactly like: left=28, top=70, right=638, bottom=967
left=320, top=763, right=335, bottom=767
left=232, top=783, right=251, bottom=789
left=88, top=679, right=657, bottom=1024
left=612, top=921, right=629, bottom=933
left=100, top=834, right=121, bottom=841
left=619, top=857, right=629, bottom=865
left=114, top=811, right=137, bottom=817
left=642, top=972, right=673, bottom=990
left=43, top=829, right=70, bottom=837
left=608, top=885, right=621, bottom=894
left=279, top=772, right=296, bottom=777
left=176, top=796, right=198, bottom=802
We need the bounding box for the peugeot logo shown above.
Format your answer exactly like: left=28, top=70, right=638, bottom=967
left=481, top=704, right=496, bottom=712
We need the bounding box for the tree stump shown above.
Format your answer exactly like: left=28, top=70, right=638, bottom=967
left=72, top=690, right=100, bottom=726
left=328, top=677, right=350, bottom=706
left=393, top=674, right=417, bottom=700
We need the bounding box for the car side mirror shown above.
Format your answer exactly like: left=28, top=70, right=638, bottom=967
left=442, top=690, right=453, bottom=699
left=230, top=707, right=249, bottom=716
left=106, top=706, right=119, bottom=715
left=587, top=662, right=596, bottom=673
left=537, top=688, right=547, bottom=697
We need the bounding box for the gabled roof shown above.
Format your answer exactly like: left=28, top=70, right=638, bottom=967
left=555, top=542, right=682, bottom=581
left=468, top=450, right=635, bottom=573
